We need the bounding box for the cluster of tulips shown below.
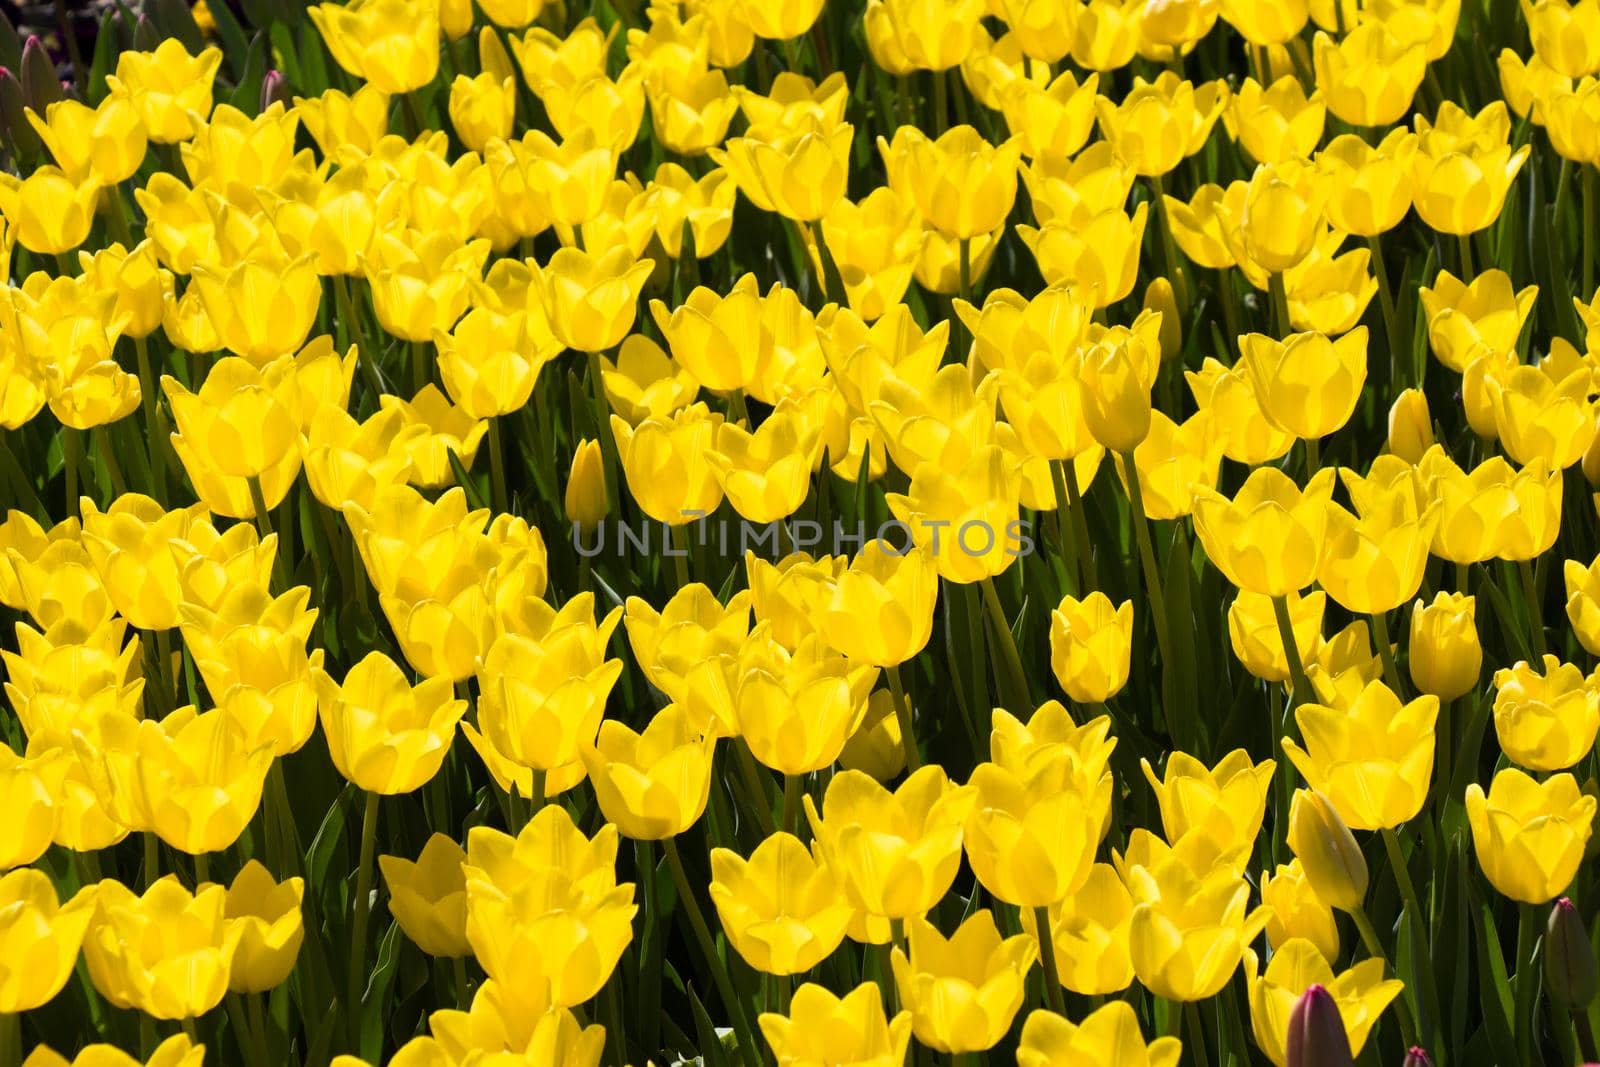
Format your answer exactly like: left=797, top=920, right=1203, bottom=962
left=4, top=0, right=1600, bottom=1063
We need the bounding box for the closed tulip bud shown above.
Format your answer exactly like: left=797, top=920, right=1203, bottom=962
left=1402, top=593, right=1481, bottom=701
left=890, top=911, right=1035, bottom=1053
left=1081, top=331, right=1158, bottom=452
left=1018, top=1000, right=1181, bottom=1067
left=1287, top=789, right=1368, bottom=912
left=308, top=0, right=439, bottom=93
left=0, top=867, right=95, bottom=1013
left=84, top=877, right=242, bottom=1019
left=19, top=36, right=61, bottom=113
left=1525, top=0, right=1600, bottom=78
left=1240, top=159, right=1326, bottom=273
left=223, top=860, right=302, bottom=995
left=1283, top=984, right=1354, bottom=1067
left=1241, top=329, right=1367, bottom=442
left=1193, top=467, right=1338, bottom=598
left=1262, top=860, right=1341, bottom=962
left=758, top=982, right=913, bottom=1066
left=0, top=68, right=41, bottom=165
left=1049, top=592, right=1134, bottom=703
left=563, top=438, right=607, bottom=531
left=709, top=831, right=853, bottom=975
left=1546, top=897, right=1599, bottom=1009
left=1386, top=389, right=1434, bottom=464
left=380, top=833, right=471, bottom=958
left=1402, top=1048, right=1436, bottom=1067
left=1144, top=278, right=1183, bottom=362
left=1313, top=24, right=1426, bottom=127
left=1467, top=769, right=1597, bottom=904
left=1490, top=655, right=1600, bottom=772
left=806, top=766, right=976, bottom=921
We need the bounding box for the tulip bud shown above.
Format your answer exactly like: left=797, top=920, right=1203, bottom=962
left=0, top=66, right=40, bottom=162
left=131, top=14, right=161, bottom=51
left=1546, top=897, right=1598, bottom=1009
left=1285, top=984, right=1354, bottom=1067
left=19, top=36, right=61, bottom=111
left=1408, top=592, right=1481, bottom=701
left=1144, top=277, right=1183, bottom=362
left=1287, top=789, right=1369, bottom=912
left=1387, top=389, right=1434, bottom=464
left=261, top=69, right=289, bottom=113
left=1401, top=1048, right=1435, bottom=1067
left=565, top=438, right=607, bottom=531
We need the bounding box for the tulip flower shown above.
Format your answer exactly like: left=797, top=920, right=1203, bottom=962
left=1193, top=467, right=1338, bottom=598
left=1241, top=329, right=1368, bottom=443
left=1187, top=357, right=1296, bottom=465
left=436, top=305, right=560, bottom=421
left=1262, top=859, right=1341, bottom=962
left=1466, top=769, right=1596, bottom=903
left=449, top=72, right=516, bottom=152
left=1313, top=23, right=1428, bottom=127
left=1124, top=853, right=1271, bottom=1001
left=1490, top=655, right=1600, bottom=771
left=1418, top=269, right=1539, bottom=372
left=581, top=704, right=716, bottom=840
left=162, top=357, right=304, bottom=519
left=309, top=0, right=440, bottom=93
left=1524, top=0, right=1600, bottom=77
left=821, top=188, right=925, bottom=321
left=0, top=867, right=95, bottom=1013
left=76, top=241, right=168, bottom=341
left=107, top=39, right=223, bottom=143
left=1001, top=71, right=1100, bottom=160
left=757, top=982, right=912, bottom=1066
left=708, top=831, right=853, bottom=975
left=1286, top=789, right=1368, bottom=912
left=1402, top=592, right=1480, bottom=702
left=839, top=690, right=908, bottom=782
left=1283, top=679, right=1438, bottom=830
left=880, top=125, right=1023, bottom=240
left=1017, top=204, right=1150, bottom=308
left=1021, top=864, right=1135, bottom=995
left=303, top=407, right=421, bottom=515
left=1420, top=448, right=1564, bottom=564
left=745, top=551, right=846, bottom=651
left=712, top=117, right=852, bottom=223
left=381, top=833, right=471, bottom=958
left=965, top=747, right=1100, bottom=908
left=1017, top=1001, right=1182, bottom=1067
left=77, top=495, right=207, bottom=632
left=316, top=652, right=468, bottom=795
left=294, top=84, right=389, bottom=157
left=25, top=91, right=147, bottom=186
left=1247, top=940, right=1402, bottom=1066
left=463, top=805, right=636, bottom=1005
left=890, top=911, right=1035, bottom=1053
left=1141, top=750, right=1276, bottom=873
left=1229, top=590, right=1325, bottom=683
left=180, top=102, right=304, bottom=199
left=83, top=877, right=242, bottom=1020
left=1317, top=492, right=1440, bottom=617
left=1049, top=592, right=1134, bottom=704
left=363, top=230, right=490, bottom=344
left=224, top=860, right=303, bottom=995
left=609, top=404, right=725, bottom=526
left=1094, top=72, right=1229, bottom=178
left=1225, top=76, right=1325, bottom=164
left=805, top=766, right=976, bottom=922
left=731, top=633, right=878, bottom=774
left=1412, top=139, right=1531, bottom=235
left=1494, top=357, right=1600, bottom=471
left=644, top=163, right=736, bottom=258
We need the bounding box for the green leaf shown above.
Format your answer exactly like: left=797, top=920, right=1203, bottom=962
left=360, top=923, right=404, bottom=1062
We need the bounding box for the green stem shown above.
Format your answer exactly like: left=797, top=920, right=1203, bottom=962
left=586, top=350, right=621, bottom=516
left=1351, top=905, right=1420, bottom=1049
left=0, top=1011, right=18, bottom=1067
left=453, top=955, right=470, bottom=1010
left=1518, top=558, right=1546, bottom=657
left=1186, top=1001, right=1213, bottom=1067
left=1269, top=270, right=1291, bottom=339
left=958, top=236, right=972, bottom=305
left=334, top=274, right=384, bottom=399
left=733, top=741, right=777, bottom=837
left=979, top=576, right=1032, bottom=714
left=885, top=663, right=921, bottom=773
left=1457, top=231, right=1474, bottom=278
left=225, top=994, right=265, bottom=1067
left=931, top=66, right=947, bottom=136
left=782, top=774, right=801, bottom=836
left=347, top=791, right=381, bottom=1046
left=143, top=832, right=160, bottom=889
left=1063, top=460, right=1098, bottom=590
left=1370, top=610, right=1405, bottom=696
left=249, top=993, right=269, bottom=1064
left=1149, top=173, right=1190, bottom=314
left=1032, top=906, right=1067, bottom=1015
left=663, top=838, right=762, bottom=1067
left=487, top=417, right=509, bottom=515
left=1381, top=827, right=1436, bottom=1046
left=194, top=850, right=210, bottom=885
left=1514, top=903, right=1541, bottom=1067
left=133, top=336, right=167, bottom=499
left=1367, top=233, right=1405, bottom=388
left=1049, top=459, right=1082, bottom=596
left=63, top=425, right=84, bottom=516
left=1121, top=454, right=1175, bottom=728
left=1576, top=1010, right=1599, bottom=1062
left=669, top=521, right=692, bottom=593
left=1271, top=594, right=1313, bottom=710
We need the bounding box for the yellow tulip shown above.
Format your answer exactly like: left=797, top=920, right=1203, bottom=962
left=1490, top=655, right=1600, bottom=772
left=24, top=1037, right=202, bottom=1067
left=1017, top=1001, right=1181, bottom=1067
left=0, top=867, right=95, bottom=1012
left=1017, top=204, right=1150, bottom=309
left=1245, top=939, right=1404, bottom=1066
left=821, top=188, right=925, bottom=322
left=25, top=91, right=147, bottom=185
left=886, top=445, right=1025, bottom=584
left=83, top=877, right=242, bottom=1019
left=1142, top=750, right=1276, bottom=872
left=1186, top=356, right=1296, bottom=465
left=1312, top=23, right=1427, bottom=127
left=1048, top=592, right=1134, bottom=704
left=709, top=831, right=853, bottom=975
left=1001, top=71, right=1100, bottom=159
left=1493, top=356, right=1600, bottom=470
left=224, top=860, right=303, bottom=994
left=1125, top=852, right=1270, bottom=1002
left=581, top=704, right=716, bottom=839
left=0, top=168, right=101, bottom=256
left=1420, top=447, right=1563, bottom=563
left=107, top=39, right=223, bottom=143
left=1192, top=467, right=1338, bottom=597
left=643, top=162, right=736, bottom=258
left=1466, top=768, right=1596, bottom=904
left=1284, top=679, right=1437, bottom=830
left=316, top=651, right=467, bottom=794
left=381, top=833, right=472, bottom=958
left=880, top=124, right=1022, bottom=239
left=757, top=982, right=912, bottom=1066
left=1286, top=788, right=1368, bottom=912
left=1524, top=0, right=1600, bottom=78
left=309, top=0, right=440, bottom=93
left=1411, top=139, right=1531, bottom=235
left=1093, top=71, right=1228, bottom=178
left=1241, top=328, right=1367, bottom=442
left=712, top=118, right=853, bottom=222
left=1261, top=859, right=1341, bottom=962
left=1225, top=76, right=1325, bottom=165
left=1229, top=589, right=1325, bottom=683
left=805, top=766, right=976, bottom=921
left=890, top=911, right=1035, bottom=1053
left=536, top=245, right=654, bottom=353
left=294, top=84, right=390, bottom=158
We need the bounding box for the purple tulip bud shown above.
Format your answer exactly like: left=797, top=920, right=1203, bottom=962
left=1402, top=1048, right=1435, bottom=1067
left=1547, top=897, right=1598, bottom=1010
left=1286, top=984, right=1354, bottom=1067
left=19, top=34, right=61, bottom=111
left=261, top=69, right=288, bottom=112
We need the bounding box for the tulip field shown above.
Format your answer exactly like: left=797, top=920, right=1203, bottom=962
left=7, top=0, right=1600, bottom=1063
